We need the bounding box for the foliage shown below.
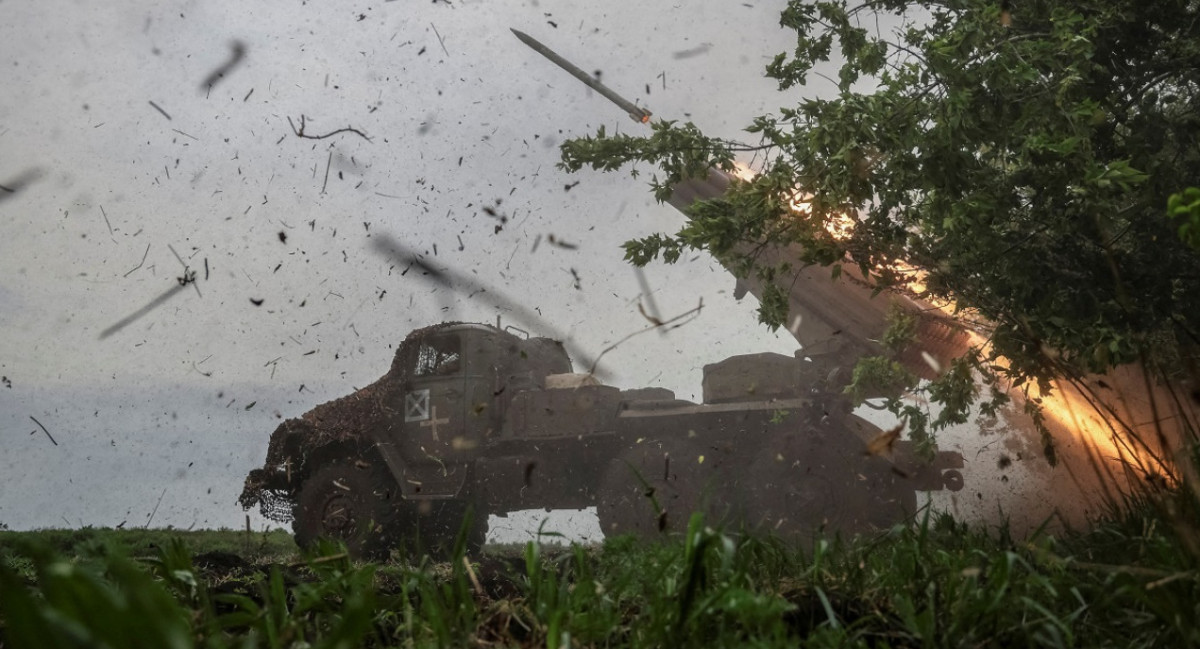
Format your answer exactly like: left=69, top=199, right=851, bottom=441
left=1168, top=187, right=1200, bottom=250
left=560, top=121, right=737, bottom=204
left=880, top=302, right=918, bottom=354
left=560, top=0, right=1200, bottom=453
left=0, top=526, right=297, bottom=572
left=0, top=541, right=195, bottom=649
left=2, top=494, right=1200, bottom=648
left=843, top=355, right=915, bottom=405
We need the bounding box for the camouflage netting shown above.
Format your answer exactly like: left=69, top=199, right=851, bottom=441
left=239, top=374, right=396, bottom=522
left=239, top=324, right=454, bottom=522
left=242, top=473, right=295, bottom=523
left=295, top=375, right=394, bottom=445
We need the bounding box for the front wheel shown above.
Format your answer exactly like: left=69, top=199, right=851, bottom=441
left=293, top=460, right=400, bottom=559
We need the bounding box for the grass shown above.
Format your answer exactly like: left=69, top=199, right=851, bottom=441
left=1, top=493, right=1198, bottom=648
left=0, top=526, right=298, bottom=564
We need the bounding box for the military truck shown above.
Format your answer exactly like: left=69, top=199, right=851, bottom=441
left=240, top=320, right=963, bottom=558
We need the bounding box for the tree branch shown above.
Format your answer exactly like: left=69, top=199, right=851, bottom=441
left=287, top=115, right=371, bottom=142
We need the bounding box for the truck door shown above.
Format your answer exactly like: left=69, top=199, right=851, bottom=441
left=391, top=331, right=469, bottom=497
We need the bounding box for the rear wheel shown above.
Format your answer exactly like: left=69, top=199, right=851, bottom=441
left=739, top=444, right=847, bottom=542
left=596, top=439, right=737, bottom=541
left=738, top=426, right=916, bottom=546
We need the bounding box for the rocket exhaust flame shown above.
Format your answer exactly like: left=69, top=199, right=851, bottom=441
left=682, top=163, right=1187, bottom=527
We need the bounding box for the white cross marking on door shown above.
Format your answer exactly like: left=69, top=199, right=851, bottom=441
left=404, top=389, right=430, bottom=422
left=420, top=405, right=450, bottom=441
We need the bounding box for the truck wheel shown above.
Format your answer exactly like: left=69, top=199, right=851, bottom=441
left=293, top=461, right=399, bottom=560
left=739, top=438, right=915, bottom=544
left=942, top=469, right=965, bottom=492
left=596, top=439, right=736, bottom=541
left=855, top=457, right=919, bottom=529
left=739, top=448, right=842, bottom=541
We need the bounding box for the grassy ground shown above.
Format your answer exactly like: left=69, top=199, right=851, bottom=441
left=0, top=526, right=298, bottom=565
left=1, top=493, right=1198, bottom=649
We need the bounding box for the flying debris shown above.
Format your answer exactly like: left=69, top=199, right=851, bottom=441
left=0, top=168, right=44, bottom=203
left=99, top=281, right=192, bottom=339
left=369, top=235, right=607, bottom=377
left=511, top=28, right=651, bottom=123
left=201, top=40, right=247, bottom=92
left=864, top=424, right=903, bottom=457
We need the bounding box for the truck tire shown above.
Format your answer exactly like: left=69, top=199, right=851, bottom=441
left=738, top=445, right=852, bottom=543
left=293, top=460, right=400, bottom=560
left=851, top=457, right=919, bottom=530
left=738, top=433, right=915, bottom=545
left=596, top=439, right=737, bottom=541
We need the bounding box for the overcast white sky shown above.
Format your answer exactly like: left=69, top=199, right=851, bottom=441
left=0, top=0, right=817, bottom=534
left=1, top=0, right=1112, bottom=540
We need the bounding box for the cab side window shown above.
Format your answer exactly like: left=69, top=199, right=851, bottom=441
left=413, top=335, right=461, bottom=377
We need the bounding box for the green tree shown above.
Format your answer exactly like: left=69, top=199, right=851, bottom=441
left=1169, top=187, right=1200, bottom=250
left=561, top=0, right=1200, bottom=454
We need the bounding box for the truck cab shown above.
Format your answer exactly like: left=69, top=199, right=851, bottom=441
left=376, top=323, right=575, bottom=499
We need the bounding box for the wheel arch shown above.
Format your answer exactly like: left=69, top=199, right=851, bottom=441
left=300, top=439, right=396, bottom=492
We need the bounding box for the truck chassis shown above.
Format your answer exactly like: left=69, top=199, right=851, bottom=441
left=240, top=322, right=962, bottom=558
